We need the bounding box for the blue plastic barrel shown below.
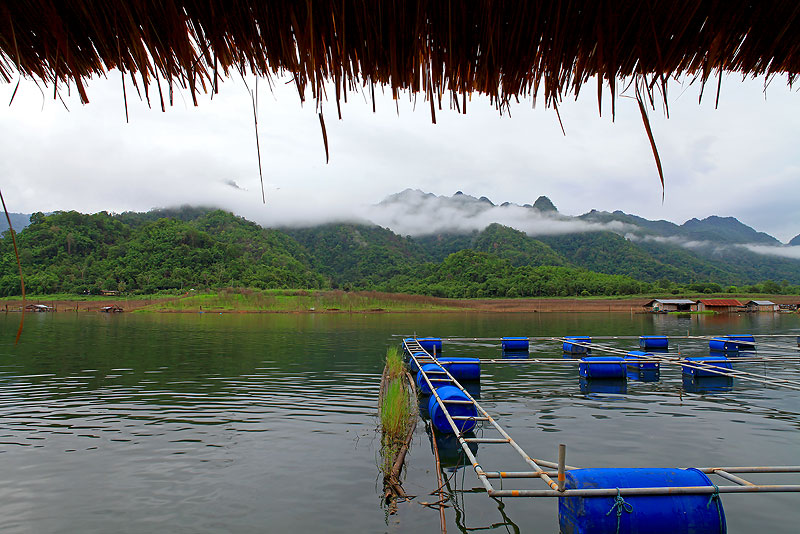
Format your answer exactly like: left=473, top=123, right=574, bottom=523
left=408, top=351, right=431, bottom=373
left=639, top=335, right=668, bottom=349
left=416, top=363, right=451, bottom=394
left=709, top=337, right=754, bottom=352
left=708, top=338, right=730, bottom=352
left=501, top=337, right=529, bottom=351
left=727, top=334, right=755, bottom=343
left=625, top=351, right=659, bottom=371
left=559, top=467, right=726, bottom=534
left=563, top=337, right=592, bottom=354
left=579, top=356, right=626, bottom=379
left=418, top=337, right=443, bottom=355
left=428, top=386, right=477, bottom=434
left=682, top=356, right=732, bottom=377
left=438, top=357, right=481, bottom=380
left=417, top=363, right=450, bottom=392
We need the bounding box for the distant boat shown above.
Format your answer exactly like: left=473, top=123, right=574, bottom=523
left=100, top=305, right=124, bottom=313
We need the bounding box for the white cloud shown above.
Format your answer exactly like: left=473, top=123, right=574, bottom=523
left=742, top=245, right=800, bottom=260
left=0, top=72, right=798, bottom=241
left=360, top=192, right=634, bottom=236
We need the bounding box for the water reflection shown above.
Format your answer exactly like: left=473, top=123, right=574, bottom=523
left=501, top=350, right=530, bottom=359
left=579, top=377, right=628, bottom=395
left=628, top=369, right=660, bottom=382
left=427, top=429, right=479, bottom=470
left=682, top=375, right=734, bottom=393
left=1, top=312, right=798, bottom=534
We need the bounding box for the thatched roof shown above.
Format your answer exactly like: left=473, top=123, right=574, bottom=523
left=2, top=1, right=798, bottom=113
left=2, top=2, right=798, bottom=181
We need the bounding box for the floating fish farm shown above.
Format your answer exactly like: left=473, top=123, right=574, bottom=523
left=401, top=334, right=800, bottom=534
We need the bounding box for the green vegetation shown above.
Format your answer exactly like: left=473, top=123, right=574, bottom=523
left=1, top=207, right=799, bottom=301
left=0, top=209, right=323, bottom=296
left=471, top=223, right=565, bottom=267
left=380, top=250, right=651, bottom=298
left=384, top=345, right=404, bottom=378
left=137, top=289, right=461, bottom=312
left=379, top=346, right=415, bottom=476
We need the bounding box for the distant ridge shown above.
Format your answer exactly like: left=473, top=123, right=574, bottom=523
left=532, top=196, right=558, bottom=212
left=0, top=213, right=32, bottom=233
left=3, top=204, right=800, bottom=299
left=790, top=234, right=800, bottom=246
left=377, top=189, right=786, bottom=246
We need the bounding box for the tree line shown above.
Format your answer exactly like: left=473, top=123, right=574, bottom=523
left=1, top=208, right=798, bottom=298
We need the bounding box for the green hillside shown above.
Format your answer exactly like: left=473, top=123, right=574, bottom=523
left=283, top=223, right=425, bottom=289
left=0, top=209, right=323, bottom=295
left=471, top=224, right=566, bottom=267
left=1, top=207, right=798, bottom=298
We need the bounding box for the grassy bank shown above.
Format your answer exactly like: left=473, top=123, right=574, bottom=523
left=1, top=289, right=796, bottom=313
left=138, top=289, right=463, bottom=313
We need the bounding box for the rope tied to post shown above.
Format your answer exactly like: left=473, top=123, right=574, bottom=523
left=707, top=483, right=723, bottom=533
left=606, top=488, right=633, bottom=534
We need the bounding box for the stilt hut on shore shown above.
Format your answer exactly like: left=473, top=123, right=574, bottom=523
left=745, top=300, right=779, bottom=312
left=697, top=299, right=744, bottom=313
left=24, top=304, right=54, bottom=312
left=643, top=299, right=697, bottom=313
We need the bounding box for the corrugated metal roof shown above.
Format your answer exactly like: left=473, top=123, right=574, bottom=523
left=747, top=300, right=776, bottom=306
left=699, top=299, right=743, bottom=306
left=649, top=299, right=696, bottom=305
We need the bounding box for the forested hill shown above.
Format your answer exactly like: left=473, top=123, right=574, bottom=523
left=1, top=207, right=799, bottom=298
left=0, top=209, right=325, bottom=295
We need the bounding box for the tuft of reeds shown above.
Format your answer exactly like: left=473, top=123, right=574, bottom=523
left=380, top=380, right=411, bottom=447
left=378, top=345, right=417, bottom=507
left=384, top=345, right=404, bottom=381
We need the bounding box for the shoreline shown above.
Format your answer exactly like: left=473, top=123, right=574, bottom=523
left=3, top=291, right=798, bottom=314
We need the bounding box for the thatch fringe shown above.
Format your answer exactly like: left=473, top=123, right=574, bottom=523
left=1, top=1, right=798, bottom=114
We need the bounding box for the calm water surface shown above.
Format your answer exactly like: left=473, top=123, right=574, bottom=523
left=0, top=312, right=798, bottom=533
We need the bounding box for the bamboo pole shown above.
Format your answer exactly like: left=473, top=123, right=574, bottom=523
left=429, top=424, right=448, bottom=534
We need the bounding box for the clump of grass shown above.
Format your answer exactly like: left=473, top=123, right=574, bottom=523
left=381, top=380, right=411, bottom=439
left=384, top=345, right=404, bottom=380
left=379, top=346, right=416, bottom=479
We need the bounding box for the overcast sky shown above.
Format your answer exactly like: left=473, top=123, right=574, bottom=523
left=1, top=71, right=798, bottom=241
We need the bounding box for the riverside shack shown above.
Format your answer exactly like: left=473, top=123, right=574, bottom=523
left=746, top=300, right=779, bottom=312
left=24, top=304, right=54, bottom=312
left=643, top=299, right=697, bottom=313
left=697, top=299, right=744, bottom=313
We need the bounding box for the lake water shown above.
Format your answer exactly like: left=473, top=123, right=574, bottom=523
left=0, top=311, right=798, bottom=533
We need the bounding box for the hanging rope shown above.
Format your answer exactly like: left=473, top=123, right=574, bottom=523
left=606, top=488, right=634, bottom=534
left=707, top=483, right=724, bottom=533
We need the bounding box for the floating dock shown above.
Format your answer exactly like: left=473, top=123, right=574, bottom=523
left=401, top=333, right=800, bottom=533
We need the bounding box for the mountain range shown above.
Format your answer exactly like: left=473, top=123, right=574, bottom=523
left=367, top=189, right=800, bottom=285
left=1, top=191, right=798, bottom=297
left=377, top=189, right=791, bottom=245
